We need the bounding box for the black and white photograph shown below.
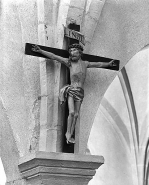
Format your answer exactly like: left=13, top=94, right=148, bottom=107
left=0, top=0, right=148, bottom=185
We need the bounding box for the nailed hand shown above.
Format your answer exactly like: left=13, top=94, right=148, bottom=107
left=32, top=44, right=41, bottom=53
left=109, top=59, right=117, bottom=67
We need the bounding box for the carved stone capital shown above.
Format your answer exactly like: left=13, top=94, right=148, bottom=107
left=18, top=152, right=104, bottom=185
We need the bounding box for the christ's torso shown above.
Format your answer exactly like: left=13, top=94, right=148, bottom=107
left=69, top=60, right=88, bottom=89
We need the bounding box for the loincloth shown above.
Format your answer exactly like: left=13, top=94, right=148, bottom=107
left=59, top=85, right=84, bottom=105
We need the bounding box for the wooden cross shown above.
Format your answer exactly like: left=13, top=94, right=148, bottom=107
left=25, top=23, right=120, bottom=153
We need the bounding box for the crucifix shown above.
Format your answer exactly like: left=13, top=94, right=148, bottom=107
left=25, top=23, right=119, bottom=145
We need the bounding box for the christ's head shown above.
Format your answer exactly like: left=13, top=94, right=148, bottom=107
left=68, top=43, right=83, bottom=61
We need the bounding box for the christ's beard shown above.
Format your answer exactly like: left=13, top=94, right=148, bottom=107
left=70, top=55, right=80, bottom=61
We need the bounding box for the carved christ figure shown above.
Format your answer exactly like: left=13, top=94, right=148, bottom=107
left=32, top=43, right=116, bottom=144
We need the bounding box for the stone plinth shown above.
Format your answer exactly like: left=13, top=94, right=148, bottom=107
left=18, top=151, right=104, bottom=185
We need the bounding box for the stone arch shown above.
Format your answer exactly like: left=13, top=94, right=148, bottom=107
left=88, top=44, right=149, bottom=185
left=87, top=98, right=135, bottom=185
left=87, top=45, right=149, bottom=185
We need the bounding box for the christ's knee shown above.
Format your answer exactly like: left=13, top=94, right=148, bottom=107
left=74, top=113, right=79, bottom=120
left=68, top=111, right=74, bottom=118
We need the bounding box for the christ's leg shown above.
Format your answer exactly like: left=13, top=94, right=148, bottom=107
left=65, top=96, right=75, bottom=143
left=70, top=101, right=82, bottom=141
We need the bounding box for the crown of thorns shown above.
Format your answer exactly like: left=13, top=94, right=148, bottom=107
left=68, top=43, right=83, bottom=51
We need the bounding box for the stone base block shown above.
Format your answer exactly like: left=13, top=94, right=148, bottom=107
left=18, top=152, right=104, bottom=185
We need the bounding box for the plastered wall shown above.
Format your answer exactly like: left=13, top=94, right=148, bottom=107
left=0, top=0, right=40, bottom=182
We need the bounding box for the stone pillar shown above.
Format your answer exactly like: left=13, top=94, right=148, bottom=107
left=37, top=0, right=71, bottom=153
left=18, top=152, right=104, bottom=185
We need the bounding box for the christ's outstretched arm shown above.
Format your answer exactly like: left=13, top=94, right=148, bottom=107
left=87, top=59, right=117, bottom=68
left=32, top=45, right=70, bottom=67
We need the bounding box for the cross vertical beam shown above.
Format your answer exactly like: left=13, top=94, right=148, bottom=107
left=67, top=23, right=81, bottom=154
left=62, top=23, right=81, bottom=153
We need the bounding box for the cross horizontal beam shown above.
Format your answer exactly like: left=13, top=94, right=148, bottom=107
left=25, top=43, right=120, bottom=71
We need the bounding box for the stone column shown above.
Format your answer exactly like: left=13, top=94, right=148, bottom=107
left=18, top=152, right=104, bottom=185
left=37, top=0, right=71, bottom=152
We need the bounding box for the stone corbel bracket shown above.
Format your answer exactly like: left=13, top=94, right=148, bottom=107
left=18, top=152, right=104, bottom=185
